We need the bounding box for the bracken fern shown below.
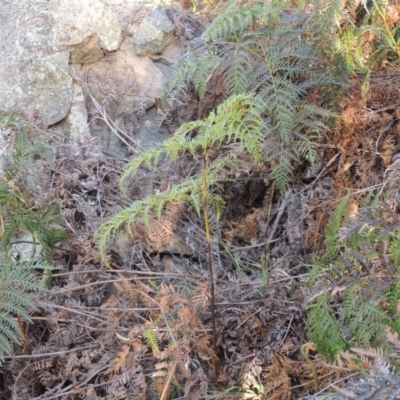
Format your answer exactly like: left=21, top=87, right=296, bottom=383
left=0, top=256, right=53, bottom=364
left=97, top=93, right=266, bottom=260
left=0, top=112, right=67, bottom=263
left=164, top=0, right=345, bottom=193
left=307, top=196, right=400, bottom=361
left=0, top=112, right=66, bottom=363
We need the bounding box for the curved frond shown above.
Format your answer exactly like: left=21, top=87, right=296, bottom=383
left=0, top=260, right=53, bottom=364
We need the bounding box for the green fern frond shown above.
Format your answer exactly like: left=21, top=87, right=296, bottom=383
left=0, top=259, right=53, bottom=364
left=327, top=0, right=400, bottom=79
left=388, top=232, right=400, bottom=270
left=0, top=112, right=65, bottom=364
left=165, top=120, right=203, bottom=159
left=99, top=165, right=228, bottom=257
left=0, top=112, right=33, bottom=180
left=162, top=0, right=346, bottom=193
left=307, top=192, right=400, bottom=360
left=121, top=95, right=260, bottom=188
left=120, top=148, right=164, bottom=193
left=205, top=5, right=258, bottom=42
left=209, top=193, right=225, bottom=221
left=0, top=112, right=67, bottom=263
left=270, top=149, right=295, bottom=194
left=143, top=327, right=160, bottom=355
left=306, top=293, right=349, bottom=361
left=102, top=93, right=267, bottom=262
left=166, top=93, right=266, bottom=160
left=349, top=299, right=391, bottom=349
left=325, top=194, right=351, bottom=256
left=164, top=51, right=220, bottom=102
left=97, top=178, right=199, bottom=261
left=0, top=316, right=19, bottom=361
left=99, top=91, right=269, bottom=262
left=222, top=48, right=254, bottom=95
left=12, top=128, right=31, bottom=176
left=3, top=203, right=67, bottom=262
left=0, top=181, right=11, bottom=204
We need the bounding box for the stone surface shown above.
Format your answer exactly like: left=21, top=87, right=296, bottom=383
left=0, top=127, right=13, bottom=176
left=55, top=81, right=91, bottom=141
left=0, top=0, right=54, bottom=60
left=50, top=0, right=123, bottom=64
left=163, top=255, right=189, bottom=274
left=150, top=41, right=183, bottom=66
left=134, top=6, right=174, bottom=56
left=0, top=0, right=73, bottom=126
left=10, top=233, right=44, bottom=264
left=0, top=52, right=73, bottom=127
left=0, top=0, right=184, bottom=149
left=76, top=36, right=165, bottom=120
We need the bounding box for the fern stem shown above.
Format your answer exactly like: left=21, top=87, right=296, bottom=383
left=301, top=343, right=319, bottom=392
left=17, top=315, right=30, bottom=356
left=217, top=40, right=265, bottom=63
left=315, top=146, right=338, bottom=184
left=264, top=182, right=274, bottom=289
left=202, top=154, right=219, bottom=383
left=160, top=360, right=176, bottom=400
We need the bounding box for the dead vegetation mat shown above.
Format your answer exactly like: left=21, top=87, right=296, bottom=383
left=2, top=59, right=400, bottom=400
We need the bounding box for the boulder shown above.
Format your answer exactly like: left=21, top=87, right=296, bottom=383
left=0, top=0, right=53, bottom=60
left=0, top=0, right=182, bottom=147
left=0, top=0, right=73, bottom=127
left=0, top=53, right=73, bottom=127
left=134, top=6, right=174, bottom=56
left=55, top=80, right=91, bottom=141
left=10, top=233, right=44, bottom=264
left=0, top=124, right=13, bottom=176
left=76, top=37, right=165, bottom=121
left=49, top=0, right=122, bottom=64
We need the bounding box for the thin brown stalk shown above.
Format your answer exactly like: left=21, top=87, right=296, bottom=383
left=202, top=154, right=219, bottom=383
left=17, top=315, right=30, bottom=356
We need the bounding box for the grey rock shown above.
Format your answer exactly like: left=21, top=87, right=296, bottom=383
left=0, top=0, right=54, bottom=61
left=0, top=0, right=73, bottom=126
left=0, top=0, right=183, bottom=149
left=0, top=127, right=13, bottom=176
left=0, top=52, right=73, bottom=127
left=10, top=233, right=44, bottom=264
left=134, top=6, right=174, bottom=56
left=75, top=36, right=165, bottom=124
left=50, top=0, right=123, bottom=64
left=54, top=80, right=91, bottom=141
